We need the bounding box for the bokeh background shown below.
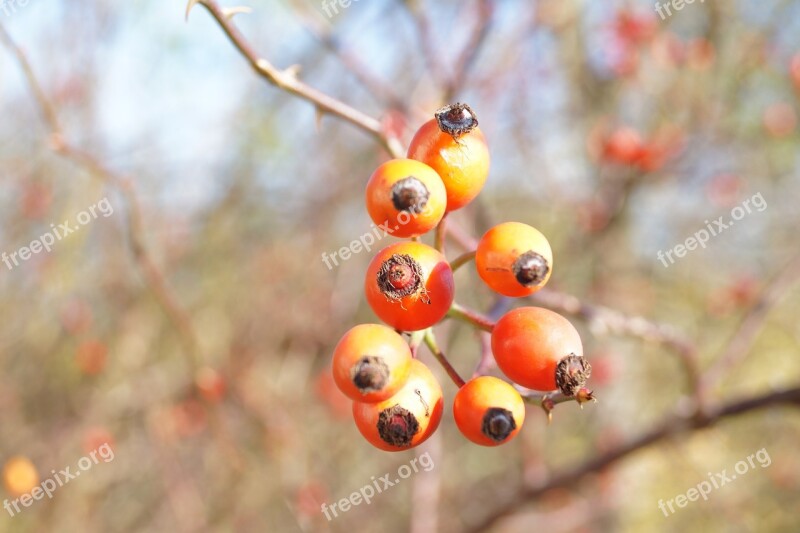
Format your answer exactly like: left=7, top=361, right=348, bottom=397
left=1, top=0, right=799, bottom=531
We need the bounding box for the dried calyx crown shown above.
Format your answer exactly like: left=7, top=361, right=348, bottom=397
left=555, top=354, right=592, bottom=396
left=376, top=254, right=426, bottom=301
left=377, top=405, right=419, bottom=447
left=435, top=103, right=479, bottom=139
left=351, top=356, right=389, bottom=393
left=513, top=251, right=550, bottom=287
left=481, top=407, right=517, bottom=442
left=391, top=176, right=429, bottom=215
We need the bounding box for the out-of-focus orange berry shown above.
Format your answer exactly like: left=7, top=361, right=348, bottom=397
left=686, top=38, right=715, bottom=70
left=3, top=457, right=39, bottom=497
left=82, top=427, right=115, bottom=455
left=75, top=340, right=108, bottom=376
left=763, top=102, right=797, bottom=138
left=172, top=399, right=207, bottom=438
left=613, top=9, right=656, bottom=45
left=791, top=53, right=800, bottom=91
left=602, top=127, right=645, bottom=165
left=20, top=182, right=52, bottom=220
left=195, top=367, right=227, bottom=403
left=315, top=371, right=351, bottom=419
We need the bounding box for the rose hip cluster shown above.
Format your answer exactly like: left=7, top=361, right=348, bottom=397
left=331, top=103, right=591, bottom=451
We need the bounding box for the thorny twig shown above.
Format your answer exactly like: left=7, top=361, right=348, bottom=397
left=468, top=385, right=800, bottom=532
left=187, top=0, right=404, bottom=158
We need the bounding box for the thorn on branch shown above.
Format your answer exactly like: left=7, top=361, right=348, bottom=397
left=221, top=6, right=252, bottom=20
left=541, top=397, right=554, bottom=424
left=284, top=64, right=302, bottom=79
left=185, top=0, right=204, bottom=21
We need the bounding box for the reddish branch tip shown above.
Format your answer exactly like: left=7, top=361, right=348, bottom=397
left=350, top=356, right=389, bottom=393
left=377, top=254, right=425, bottom=300
left=512, top=250, right=550, bottom=287
left=555, top=354, right=592, bottom=397
left=392, top=176, right=430, bottom=215
left=481, top=407, right=517, bottom=442
left=377, top=405, right=419, bottom=447
left=434, top=103, right=479, bottom=139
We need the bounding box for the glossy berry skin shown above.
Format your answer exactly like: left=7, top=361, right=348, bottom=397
left=407, top=104, right=490, bottom=212
left=352, top=359, right=443, bottom=451
left=491, top=307, right=589, bottom=395
left=453, top=376, right=525, bottom=446
left=476, top=222, right=553, bottom=297
left=365, top=159, right=447, bottom=238
left=365, top=242, right=454, bottom=332
left=332, top=324, right=413, bottom=403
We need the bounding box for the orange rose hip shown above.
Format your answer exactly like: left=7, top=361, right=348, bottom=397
left=332, top=324, right=413, bottom=403
left=352, top=359, right=443, bottom=451
left=491, top=307, right=590, bottom=396
left=365, top=242, right=454, bottom=331
left=407, top=103, right=490, bottom=212
left=365, top=158, right=446, bottom=238
left=453, top=376, right=525, bottom=446
left=476, top=222, right=553, bottom=297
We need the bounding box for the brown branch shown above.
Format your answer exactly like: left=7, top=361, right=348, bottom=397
left=443, top=0, right=494, bottom=101
left=0, top=23, right=201, bottom=370
left=473, top=330, right=494, bottom=377
left=190, top=0, right=404, bottom=158
left=434, top=212, right=448, bottom=253
left=450, top=249, right=476, bottom=272
left=467, top=385, right=800, bottom=532
left=532, top=287, right=701, bottom=395
left=287, top=0, right=410, bottom=114
left=423, top=329, right=467, bottom=388
left=448, top=302, right=495, bottom=332
left=702, top=251, right=800, bottom=390
left=444, top=221, right=479, bottom=251
left=401, top=0, right=451, bottom=92
left=0, top=25, right=61, bottom=134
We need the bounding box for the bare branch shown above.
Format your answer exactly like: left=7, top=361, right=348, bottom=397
left=467, top=385, right=800, bottom=532
left=423, top=329, right=467, bottom=388
left=191, top=0, right=404, bottom=158
left=444, top=0, right=494, bottom=101
left=287, top=0, right=411, bottom=114
left=532, top=287, right=701, bottom=394
left=447, top=302, right=495, bottom=332
left=400, top=0, right=451, bottom=92
left=702, top=252, right=800, bottom=390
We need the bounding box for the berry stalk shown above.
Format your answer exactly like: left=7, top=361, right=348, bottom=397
left=423, top=329, right=466, bottom=388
